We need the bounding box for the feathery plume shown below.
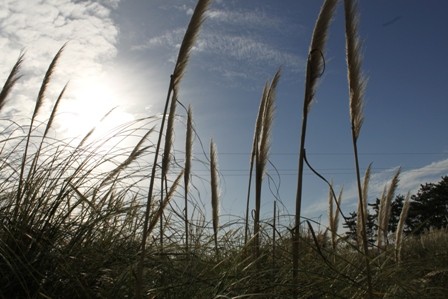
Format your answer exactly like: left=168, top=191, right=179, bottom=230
left=15, top=45, right=65, bottom=211
left=304, top=0, right=338, bottom=112
left=103, top=127, right=155, bottom=184
left=0, top=52, right=24, bottom=112
left=210, top=139, right=220, bottom=256
left=377, top=168, right=401, bottom=249
left=328, top=182, right=343, bottom=250
left=172, top=0, right=211, bottom=90
left=345, top=0, right=367, bottom=140
left=254, top=69, right=281, bottom=258
left=33, top=44, right=66, bottom=120
left=244, top=82, right=269, bottom=245
left=257, top=69, right=280, bottom=174
left=162, top=89, right=177, bottom=176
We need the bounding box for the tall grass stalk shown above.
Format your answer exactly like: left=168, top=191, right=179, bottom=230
left=272, top=200, right=277, bottom=268
left=146, top=170, right=184, bottom=237
left=244, top=83, right=266, bottom=245
left=0, top=52, right=24, bottom=112
left=210, top=139, right=220, bottom=256
left=328, top=183, right=343, bottom=250
left=160, top=88, right=178, bottom=250
left=344, top=0, right=373, bottom=296
left=28, top=83, right=68, bottom=177
left=253, top=69, right=280, bottom=259
left=377, top=168, right=401, bottom=250
left=136, top=0, right=211, bottom=297
left=395, top=191, right=410, bottom=263
left=15, top=45, right=65, bottom=218
left=184, top=105, right=193, bottom=254
left=293, top=0, right=338, bottom=295
left=357, top=163, right=371, bottom=248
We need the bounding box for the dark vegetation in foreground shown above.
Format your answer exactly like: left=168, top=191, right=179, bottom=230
left=1, top=0, right=447, bottom=298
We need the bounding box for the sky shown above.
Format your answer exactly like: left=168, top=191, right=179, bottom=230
left=1, top=0, right=447, bottom=229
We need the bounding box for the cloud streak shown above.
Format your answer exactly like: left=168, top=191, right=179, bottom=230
left=133, top=4, right=304, bottom=83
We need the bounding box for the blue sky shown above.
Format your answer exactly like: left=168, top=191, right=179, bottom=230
left=1, top=0, right=447, bottom=227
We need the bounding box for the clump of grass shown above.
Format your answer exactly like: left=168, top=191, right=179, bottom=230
left=0, top=50, right=160, bottom=298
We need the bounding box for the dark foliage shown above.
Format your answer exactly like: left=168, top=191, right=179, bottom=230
left=407, top=176, right=448, bottom=234
left=344, top=176, right=448, bottom=242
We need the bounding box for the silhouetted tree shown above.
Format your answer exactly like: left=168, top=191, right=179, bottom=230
left=407, top=176, right=448, bottom=234
left=344, top=176, right=448, bottom=241
left=343, top=208, right=377, bottom=246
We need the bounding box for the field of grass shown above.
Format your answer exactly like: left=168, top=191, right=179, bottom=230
left=1, top=0, right=447, bottom=298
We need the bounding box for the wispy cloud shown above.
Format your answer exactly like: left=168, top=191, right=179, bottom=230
left=132, top=3, right=304, bottom=83
left=196, top=33, right=301, bottom=68
left=206, top=9, right=282, bottom=29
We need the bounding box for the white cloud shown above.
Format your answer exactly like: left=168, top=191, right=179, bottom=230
left=197, top=33, right=302, bottom=69
left=0, top=0, right=120, bottom=128
left=398, top=159, right=448, bottom=193
left=303, top=158, right=448, bottom=219
left=206, top=9, right=282, bottom=29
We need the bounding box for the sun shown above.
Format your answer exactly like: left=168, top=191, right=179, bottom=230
left=58, top=72, right=134, bottom=140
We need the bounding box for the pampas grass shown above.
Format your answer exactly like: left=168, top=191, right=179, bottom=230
left=184, top=105, right=193, bottom=254
left=293, top=0, right=338, bottom=294
left=328, top=183, right=343, bottom=250
left=172, top=0, right=211, bottom=90
left=0, top=52, right=24, bottom=112
left=377, top=168, right=401, bottom=250
left=343, top=0, right=374, bottom=297
left=136, top=1, right=210, bottom=296
left=252, top=69, right=280, bottom=259
left=357, top=163, right=371, bottom=248
left=15, top=45, right=65, bottom=217
left=210, top=139, right=220, bottom=256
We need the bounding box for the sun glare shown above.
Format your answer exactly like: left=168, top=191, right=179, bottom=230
left=59, top=72, right=134, bottom=140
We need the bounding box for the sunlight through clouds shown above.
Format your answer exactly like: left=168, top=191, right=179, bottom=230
left=0, top=0, right=129, bottom=138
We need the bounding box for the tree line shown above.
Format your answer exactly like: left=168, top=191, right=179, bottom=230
left=344, top=176, right=448, bottom=244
